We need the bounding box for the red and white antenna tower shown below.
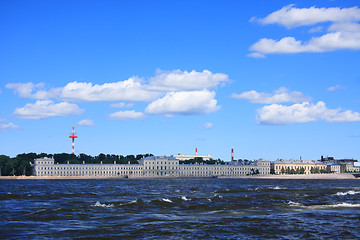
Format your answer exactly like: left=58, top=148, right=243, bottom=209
left=196, top=148, right=198, bottom=156
left=69, top=125, right=77, bottom=154
left=231, top=148, right=234, bottom=161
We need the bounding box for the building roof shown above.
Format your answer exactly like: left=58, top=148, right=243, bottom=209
left=272, top=160, right=323, bottom=164
left=142, top=156, right=179, bottom=161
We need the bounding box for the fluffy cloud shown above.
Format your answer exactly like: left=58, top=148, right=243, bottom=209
left=60, top=78, right=160, bottom=102
left=249, top=5, right=360, bottom=57
left=109, top=110, right=146, bottom=120
left=7, top=69, right=226, bottom=102
left=0, top=119, right=19, bottom=131
left=110, top=102, right=134, bottom=108
left=149, top=69, right=228, bottom=91
left=6, top=82, right=60, bottom=99
left=7, top=70, right=227, bottom=120
left=145, top=90, right=220, bottom=116
left=232, top=88, right=311, bottom=104
left=257, top=101, right=360, bottom=125
left=13, top=100, right=84, bottom=119
left=252, top=5, right=360, bottom=28
left=327, top=85, right=343, bottom=91
left=78, top=119, right=95, bottom=126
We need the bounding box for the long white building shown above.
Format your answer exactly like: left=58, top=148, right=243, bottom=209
left=31, top=156, right=270, bottom=177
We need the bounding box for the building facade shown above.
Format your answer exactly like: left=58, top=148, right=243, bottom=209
left=32, top=156, right=270, bottom=177
left=271, top=160, right=327, bottom=175
left=343, top=162, right=360, bottom=173
left=32, top=157, right=143, bottom=177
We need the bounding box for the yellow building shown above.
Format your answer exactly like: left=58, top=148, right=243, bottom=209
left=271, top=159, right=327, bottom=175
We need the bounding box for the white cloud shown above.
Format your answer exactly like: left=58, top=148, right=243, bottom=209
left=232, top=88, right=312, bottom=104
left=201, top=122, right=213, bottom=129
left=252, top=5, right=360, bottom=28
left=7, top=69, right=227, bottom=103
left=60, top=78, right=160, bottom=102
left=145, top=90, right=220, bottom=116
left=0, top=119, right=19, bottom=131
left=247, top=52, right=266, bottom=58
left=110, top=102, right=134, bottom=108
left=78, top=119, right=94, bottom=126
left=327, top=85, right=343, bottom=91
left=249, top=5, right=360, bottom=56
left=149, top=69, right=228, bottom=91
left=7, top=70, right=227, bottom=119
left=257, top=101, right=360, bottom=125
left=6, top=82, right=60, bottom=99
left=13, top=100, right=84, bottom=119
left=109, top=110, right=146, bottom=120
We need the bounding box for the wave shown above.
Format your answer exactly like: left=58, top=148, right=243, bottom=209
left=271, top=186, right=287, bottom=190
left=335, top=190, right=360, bottom=196
left=287, top=201, right=302, bottom=207
left=93, top=201, right=114, bottom=208
left=255, top=186, right=287, bottom=191
left=119, top=199, right=139, bottom=206
left=181, top=196, right=191, bottom=201
left=308, top=203, right=360, bottom=209
left=161, top=198, right=173, bottom=203
left=287, top=201, right=360, bottom=209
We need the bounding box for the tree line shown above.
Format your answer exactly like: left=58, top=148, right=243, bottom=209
left=0, top=153, right=154, bottom=176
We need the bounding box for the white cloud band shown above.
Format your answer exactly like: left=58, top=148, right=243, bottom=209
left=13, top=100, right=84, bottom=119
left=257, top=101, right=360, bottom=125
left=232, top=88, right=312, bottom=104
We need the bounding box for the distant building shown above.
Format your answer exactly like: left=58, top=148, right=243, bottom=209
left=327, top=164, right=341, bottom=173
left=138, top=156, right=179, bottom=176
left=343, top=162, right=360, bottom=173
left=171, top=153, right=213, bottom=161
left=320, top=156, right=359, bottom=173
left=31, top=157, right=142, bottom=177
left=31, top=156, right=271, bottom=177
left=271, top=159, right=327, bottom=175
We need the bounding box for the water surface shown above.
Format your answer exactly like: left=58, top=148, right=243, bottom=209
left=1, top=178, right=359, bottom=239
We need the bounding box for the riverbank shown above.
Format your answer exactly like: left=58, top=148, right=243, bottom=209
left=0, top=173, right=358, bottom=180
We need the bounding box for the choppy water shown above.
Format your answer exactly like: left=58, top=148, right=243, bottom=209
left=1, top=178, right=360, bottom=239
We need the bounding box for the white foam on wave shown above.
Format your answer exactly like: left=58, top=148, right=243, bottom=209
left=271, top=186, right=286, bottom=190
left=161, top=198, right=173, bottom=203
left=214, top=194, right=223, bottom=199
left=307, top=203, right=360, bottom=209
left=119, top=199, right=138, bottom=206
left=287, top=201, right=360, bottom=209
left=287, top=201, right=302, bottom=207
left=335, top=190, right=360, bottom=196
left=93, top=201, right=114, bottom=208
left=181, top=196, right=190, bottom=201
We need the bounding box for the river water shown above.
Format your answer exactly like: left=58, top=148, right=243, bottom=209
left=1, top=178, right=360, bottom=239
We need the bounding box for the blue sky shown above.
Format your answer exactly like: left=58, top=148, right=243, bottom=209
left=1, top=0, right=360, bottom=161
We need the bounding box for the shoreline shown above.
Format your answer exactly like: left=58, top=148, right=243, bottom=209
left=0, top=173, right=358, bottom=180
